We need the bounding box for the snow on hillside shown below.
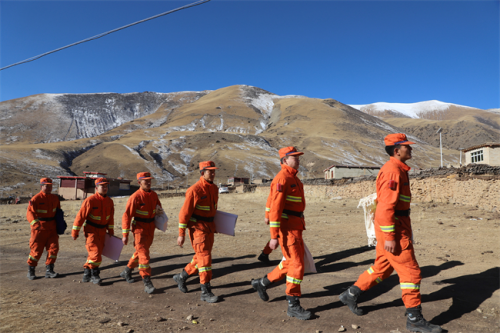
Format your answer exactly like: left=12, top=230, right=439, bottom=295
left=349, top=100, right=476, bottom=119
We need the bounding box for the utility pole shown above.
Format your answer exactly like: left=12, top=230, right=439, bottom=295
left=458, top=148, right=464, bottom=166
left=437, top=127, right=443, bottom=167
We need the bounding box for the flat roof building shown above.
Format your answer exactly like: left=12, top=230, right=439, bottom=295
left=323, top=165, right=380, bottom=180
left=463, top=142, right=500, bottom=166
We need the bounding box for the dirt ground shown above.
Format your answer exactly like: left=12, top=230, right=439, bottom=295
left=0, top=192, right=499, bottom=333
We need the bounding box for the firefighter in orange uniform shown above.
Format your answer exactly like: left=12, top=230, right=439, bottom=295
left=120, top=172, right=163, bottom=294
left=26, top=178, right=61, bottom=280
left=339, top=134, right=442, bottom=333
left=71, top=178, right=114, bottom=285
left=251, top=147, right=312, bottom=320
left=257, top=194, right=275, bottom=264
left=173, top=161, right=219, bottom=303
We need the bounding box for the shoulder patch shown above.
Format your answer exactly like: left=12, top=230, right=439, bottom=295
left=388, top=180, right=397, bottom=190
left=277, top=183, right=283, bottom=192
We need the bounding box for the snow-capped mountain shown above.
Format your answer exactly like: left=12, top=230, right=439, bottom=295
left=349, top=100, right=477, bottom=119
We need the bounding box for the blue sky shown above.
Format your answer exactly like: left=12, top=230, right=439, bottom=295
left=1, top=0, right=498, bottom=109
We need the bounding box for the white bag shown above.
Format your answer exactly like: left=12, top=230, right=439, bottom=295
left=357, top=193, right=377, bottom=247
left=281, top=241, right=317, bottom=274
left=154, top=205, right=168, bottom=232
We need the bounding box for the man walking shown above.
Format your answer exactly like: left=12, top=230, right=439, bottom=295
left=26, top=178, right=61, bottom=280
left=173, top=161, right=219, bottom=303
left=251, top=147, right=312, bottom=320
left=120, top=172, right=162, bottom=294
left=72, top=178, right=114, bottom=285
left=339, top=134, right=442, bottom=333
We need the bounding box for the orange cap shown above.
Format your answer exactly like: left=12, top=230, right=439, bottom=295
left=95, top=177, right=109, bottom=186
left=279, top=146, right=304, bottom=159
left=40, top=177, right=53, bottom=185
left=137, top=172, right=153, bottom=180
left=384, top=133, right=415, bottom=146
left=199, top=161, right=218, bottom=171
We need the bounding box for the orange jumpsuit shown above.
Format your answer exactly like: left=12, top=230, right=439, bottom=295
left=354, top=156, right=422, bottom=308
left=179, top=176, right=219, bottom=284
left=26, top=191, right=61, bottom=267
left=262, top=194, right=274, bottom=255
left=72, top=192, right=114, bottom=269
left=122, top=188, right=161, bottom=278
left=266, top=164, right=306, bottom=297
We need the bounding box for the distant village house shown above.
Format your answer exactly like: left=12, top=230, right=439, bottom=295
left=227, top=177, right=250, bottom=185
left=57, top=172, right=135, bottom=200
left=464, top=142, right=500, bottom=166
left=323, top=165, right=380, bottom=180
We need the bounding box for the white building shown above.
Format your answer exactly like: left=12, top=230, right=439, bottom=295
left=323, top=165, right=380, bottom=179
left=464, top=142, right=500, bottom=166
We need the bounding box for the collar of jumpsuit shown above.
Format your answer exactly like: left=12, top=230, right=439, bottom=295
left=281, top=163, right=299, bottom=177
left=389, top=156, right=411, bottom=172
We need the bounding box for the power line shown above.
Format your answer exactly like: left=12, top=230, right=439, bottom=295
left=0, top=0, right=211, bottom=71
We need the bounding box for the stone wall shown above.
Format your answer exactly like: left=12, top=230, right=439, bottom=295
left=254, top=177, right=499, bottom=212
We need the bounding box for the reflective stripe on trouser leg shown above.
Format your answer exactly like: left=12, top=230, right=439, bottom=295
left=127, top=253, right=139, bottom=269
left=267, top=229, right=304, bottom=297
left=186, top=226, right=214, bottom=284
left=132, top=231, right=154, bottom=278
left=28, top=229, right=58, bottom=267
left=84, top=231, right=105, bottom=269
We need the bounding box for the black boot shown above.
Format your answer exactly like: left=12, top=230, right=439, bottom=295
left=91, top=268, right=102, bottom=285
left=286, top=296, right=312, bottom=320
left=173, top=269, right=189, bottom=293
left=257, top=252, right=271, bottom=264
left=45, top=264, right=58, bottom=278
left=251, top=275, right=271, bottom=301
left=82, top=268, right=91, bottom=283
left=406, top=306, right=443, bottom=333
left=27, top=266, right=36, bottom=280
left=200, top=282, right=218, bottom=303
left=119, top=267, right=135, bottom=283
left=339, top=285, right=364, bottom=316
left=143, top=276, right=155, bottom=294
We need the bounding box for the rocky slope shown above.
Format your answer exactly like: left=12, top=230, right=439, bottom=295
left=1, top=85, right=498, bottom=196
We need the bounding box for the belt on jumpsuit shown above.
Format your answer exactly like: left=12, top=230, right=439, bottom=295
left=282, top=209, right=304, bottom=218
left=191, top=214, right=214, bottom=222
left=395, top=209, right=410, bottom=217
left=85, top=220, right=107, bottom=228
left=134, top=216, right=155, bottom=223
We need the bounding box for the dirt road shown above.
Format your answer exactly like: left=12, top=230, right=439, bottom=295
left=1, top=193, right=499, bottom=333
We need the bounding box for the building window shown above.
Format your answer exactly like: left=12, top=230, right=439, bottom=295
left=471, top=150, right=484, bottom=163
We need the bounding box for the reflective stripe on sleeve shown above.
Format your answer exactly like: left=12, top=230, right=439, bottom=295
left=265, top=207, right=270, bottom=212
left=122, top=229, right=130, bottom=234
left=367, top=267, right=374, bottom=274
left=380, top=225, right=395, bottom=233
left=72, top=226, right=81, bottom=230
left=30, top=219, right=40, bottom=225
left=107, top=225, right=114, bottom=229
left=195, top=204, right=210, bottom=211
left=399, top=194, right=411, bottom=202
left=179, top=223, right=187, bottom=229
left=279, top=262, right=284, bottom=270
left=270, top=222, right=280, bottom=228
left=285, top=195, right=302, bottom=203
